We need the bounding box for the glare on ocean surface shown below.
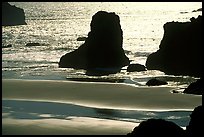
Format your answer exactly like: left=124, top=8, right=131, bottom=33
left=2, top=2, right=202, bottom=83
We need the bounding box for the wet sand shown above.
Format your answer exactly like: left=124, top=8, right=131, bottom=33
left=2, top=79, right=202, bottom=135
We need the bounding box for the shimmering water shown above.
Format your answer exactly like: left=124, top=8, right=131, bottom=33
left=2, top=2, right=202, bottom=89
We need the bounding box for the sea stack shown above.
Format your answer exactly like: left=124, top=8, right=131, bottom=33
left=59, top=11, right=130, bottom=74
left=146, top=15, right=202, bottom=77
left=2, top=2, right=27, bottom=26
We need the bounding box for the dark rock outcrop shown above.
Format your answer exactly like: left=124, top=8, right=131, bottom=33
left=146, top=78, right=168, bottom=86
left=192, top=8, right=202, bottom=12
left=146, top=15, right=202, bottom=77
left=183, top=78, right=203, bottom=95
left=186, top=105, right=203, bottom=137
left=25, top=43, right=41, bottom=47
left=25, top=43, right=48, bottom=47
left=127, top=119, right=186, bottom=137
left=76, top=37, right=87, bottom=41
left=2, top=44, right=12, bottom=48
left=127, top=105, right=203, bottom=137
left=2, top=2, right=27, bottom=26
left=127, top=64, right=146, bottom=72
left=59, top=11, right=130, bottom=74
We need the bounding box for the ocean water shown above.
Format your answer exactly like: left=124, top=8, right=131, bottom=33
left=2, top=3, right=202, bottom=134
left=2, top=2, right=202, bottom=88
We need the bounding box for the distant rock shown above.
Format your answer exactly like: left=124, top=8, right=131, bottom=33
left=180, top=11, right=188, bottom=14
left=2, top=2, right=27, bottom=26
left=146, top=16, right=202, bottom=77
left=25, top=43, right=40, bottom=47
left=2, top=44, right=12, bottom=48
left=183, top=78, right=203, bottom=95
left=25, top=43, right=48, bottom=47
left=127, top=64, right=146, bottom=72
left=77, top=36, right=87, bottom=41
left=146, top=78, right=168, bottom=86
left=192, top=8, right=202, bottom=12
left=59, top=11, right=130, bottom=75
left=127, top=119, right=185, bottom=137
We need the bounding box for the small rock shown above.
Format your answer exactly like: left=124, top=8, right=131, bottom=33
left=25, top=43, right=41, bottom=47
left=2, top=44, right=12, bottom=48
left=77, top=37, right=87, bottom=41
left=146, top=78, right=168, bottom=86
left=127, top=64, right=146, bottom=72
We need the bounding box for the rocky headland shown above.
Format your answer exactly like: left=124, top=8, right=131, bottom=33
left=146, top=15, right=202, bottom=77
left=2, top=2, right=27, bottom=26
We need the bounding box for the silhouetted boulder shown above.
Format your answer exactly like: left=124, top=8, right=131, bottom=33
left=2, top=44, right=12, bottom=48
left=186, top=105, right=203, bottom=137
left=127, top=119, right=186, bottom=137
left=2, top=2, right=27, bottom=26
left=183, top=78, right=203, bottom=95
left=146, top=78, right=168, bottom=86
left=59, top=11, right=130, bottom=75
left=76, top=36, right=87, bottom=41
left=180, top=11, right=188, bottom=14
left=25, top=43, right=41, bottom=47
left=192, top=8, right=202, bottom=12
left=127, top=64, right=146, bottom=72
left=146, top=15, right=202, bottom=77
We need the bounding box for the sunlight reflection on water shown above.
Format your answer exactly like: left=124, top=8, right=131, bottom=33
left=2, top=2, right=202, bottom=87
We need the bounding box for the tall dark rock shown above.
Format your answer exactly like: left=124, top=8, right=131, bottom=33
left=2, top=2, right=27, bottom=26
left=59, top=11, right=130, bottom=74
left=146, top=15, right=202, bottom=77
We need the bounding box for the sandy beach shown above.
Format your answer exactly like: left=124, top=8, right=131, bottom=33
left=2, top=79, right=202, bottom=135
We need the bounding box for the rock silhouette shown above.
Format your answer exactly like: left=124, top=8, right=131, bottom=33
left=25, top=43, right=41, bottom=47
left=127, top=64, right=146, bottom=72
left=127, top=119, right=186, bottom=137
left=146, top=16, right=202, bottom=77
left=59, top=11, right=130, bottom=75
left=185, top=105, right=203, bottom=137
left=2, top=44, right=12, bottom=48
left=76, top=37, right=87, bottom=41
left=146, top=78, right=168, bottom=86
left=183, top=78, right=203, bottom=95
left=192, top=8, right=202, bottom=12
left=2, top=2, right=27, bottom=26
left=127, top=105, right=202, bottom=137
